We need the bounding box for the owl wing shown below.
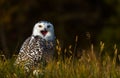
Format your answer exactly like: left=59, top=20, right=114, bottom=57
left=14, top=36, right=43, bottom=67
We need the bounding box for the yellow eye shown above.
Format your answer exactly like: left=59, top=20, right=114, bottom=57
left=39, top=25, right=42, bottom=28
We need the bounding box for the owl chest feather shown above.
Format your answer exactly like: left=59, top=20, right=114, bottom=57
left=15, top=36, right=55, bottom=72
left=29, top=36, right=55, bottom=62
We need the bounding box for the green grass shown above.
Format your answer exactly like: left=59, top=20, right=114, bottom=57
left=0, top=40, right=120, bottom=78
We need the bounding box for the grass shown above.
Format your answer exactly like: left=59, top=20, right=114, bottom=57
left=0, top=37, right=120, bottom=78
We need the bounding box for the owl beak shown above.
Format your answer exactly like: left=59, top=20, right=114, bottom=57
left=41, top=29, right=48, bottom=36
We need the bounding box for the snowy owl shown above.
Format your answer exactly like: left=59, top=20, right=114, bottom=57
left=14, top=21, right=55, bottom=72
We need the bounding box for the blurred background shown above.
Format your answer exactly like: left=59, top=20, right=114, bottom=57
left=0, top=0, right=120, bottom=57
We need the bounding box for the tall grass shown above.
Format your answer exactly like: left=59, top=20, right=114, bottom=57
left=0, top=37, right=120, bottom=78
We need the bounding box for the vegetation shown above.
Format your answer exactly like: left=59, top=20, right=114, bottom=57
left=0, top=38, right=120, bottom=78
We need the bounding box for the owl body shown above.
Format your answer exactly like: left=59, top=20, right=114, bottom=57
left=15, top=21, right=55, bottom=72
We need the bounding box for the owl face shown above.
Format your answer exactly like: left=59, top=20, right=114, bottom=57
left=32, top=21, right=55, bottom=41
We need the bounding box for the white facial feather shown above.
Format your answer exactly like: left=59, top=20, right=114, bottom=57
left=32, top=21, right=55, bottom=41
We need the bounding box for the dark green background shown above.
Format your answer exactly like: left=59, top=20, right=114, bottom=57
left=0, top=0, right=120, bottom=57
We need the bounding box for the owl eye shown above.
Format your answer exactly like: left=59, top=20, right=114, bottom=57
left=39, top=25, right=42, bottom=28
left=47, top=25, right=51, bottom=28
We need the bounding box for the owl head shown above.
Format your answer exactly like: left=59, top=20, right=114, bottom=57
left=32, top=21, right=55, bottom=41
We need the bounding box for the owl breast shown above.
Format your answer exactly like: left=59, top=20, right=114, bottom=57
left=39, top=38, right=55, bottom=63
